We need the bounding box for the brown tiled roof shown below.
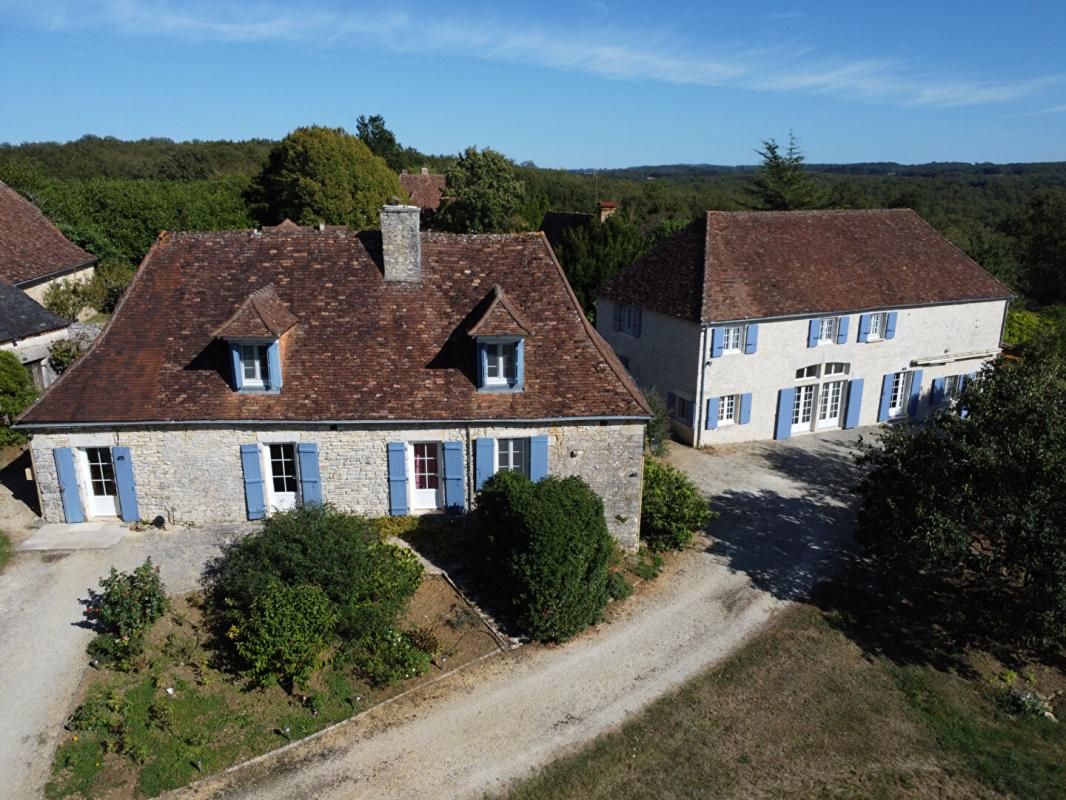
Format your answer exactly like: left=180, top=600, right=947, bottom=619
left=212, top=284, right=298, bottom=338
left=600, top=209, right=1013, bottom=324
left=0, top=182, right=96, bottom=285
left=21, top=226, right=648, bottom=425
left=399, top=172, right=446, bottom=211
left=467, top=285, right=533, bottom=337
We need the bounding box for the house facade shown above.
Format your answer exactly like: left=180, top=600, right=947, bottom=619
left=18, top=205, right=649, bottom=549
left=596, top=210, right=1012, bottom=446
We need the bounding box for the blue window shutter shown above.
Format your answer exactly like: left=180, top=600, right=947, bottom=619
left=710, top=328, right=724, bottom=358
left=739, top=392, right=752, bottom=425
left=53, top=448, right=84, bottom=523
left=807, top=319, right=820, bottom=348
left=884, top=311, right=898, bottom=340
left=931, top=377, right=945, bottom=407
left=613, top=303, right=622, bottom=331
left=744, top=324, right=759, bottom=354
left=111, top=446, right=140, bottom=522
left=685, top=401, right=695, bottom=427
left=907, top=369, right=924, bottom=416
left=229, top=342, right=243, bottom=391
left=266, top=340, right=282, bottom=389
left=477, top=342, right=488, bottom=388
left=775, top=388, right=795, bottom=440
left=634, top=307, right=642, bottom=337
left=515, top=339, right=525, bottom=390
left=705, top=397, right=719, bottom=430
left=296, top=443, right=322, bottom=506
left=844, top=379, right=864, bottom=429
left=474, top=437, right=495, bottom=491
left=858, top=314, right=872, bottom=343
left=878, top=374, right=894, bottom=422
left=530, top=435, right=549, bottom=482
left=836, top=316, right=849, bottom=345
left=666, top=392, right=677, bottom=412
left=240, top=444, right=266, bottom=520
left=442, top=441, right=465, bottom=510
left=386, top=442, right=408, bottom=516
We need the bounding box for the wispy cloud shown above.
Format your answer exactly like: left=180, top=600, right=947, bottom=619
left=8, top=0, right=1064, bottom=110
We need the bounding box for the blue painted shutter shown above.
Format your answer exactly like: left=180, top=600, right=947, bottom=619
left=240, top=444, right=266, bottom=520
left=514, top=340, right=525, bottom=390
left=710, top=328, right=724, bottom=358
left=685, top=400, right=695, bottom=427
left=666, top=392, right=677, bottom=412
left=474, top=437, right=495, bottom=491
left=633, top=307, right=642, bottom=337
left=744, top=324, right=759, bottom=354
left=807, top=319, right=820, bottom=348
left=884, top=311, right=898, bottom=340
left=739, top=392, right=752, bottom=425
left=386, top=442, right=408, bottom=516
left=297, top=443, right=322, bottom=506
left=844, top=379, right=864, bottom=429
left=858, top=314, right=872, bottom=343
left=266, top=340, right=282, bottom=389
left=705, top=397, right=719, bottom=430
left=53, top=448, right=84, bottom=523
left=111, top=446, right=140, bottom=522
left=477, top=342, right=487, bottom=388
left=229, top=342, right=243, bottom=390
left=529, top=435, right=549, bottom=482
left=775, top=388, right=795, bottom=440
left=931, top=377, right=946, bottom=407
left=836, top=316, right=849, bottom=345
left=907, top=369, right=924, bottom=416
left=612, top=303, right=622, bottom=331
left=442, top=441, right=465, bottom=510
left=877, top=374, right=894, bottom=422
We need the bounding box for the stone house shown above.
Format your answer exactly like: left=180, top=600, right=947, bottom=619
left=399, top=168, right=446, bottom=220
left=596, top=209, right=1012, bottom=446
left=18, top=205, right=649, bottom=548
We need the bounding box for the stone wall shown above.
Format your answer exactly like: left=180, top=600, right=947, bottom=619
left=30, top=420, right=645, bottom=550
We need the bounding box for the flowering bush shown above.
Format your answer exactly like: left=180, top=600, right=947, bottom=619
left=82, top=558, right=169, bottom=670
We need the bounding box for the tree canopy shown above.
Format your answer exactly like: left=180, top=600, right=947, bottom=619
left=856, top=346, right=1066, bottom=653
left=748, top=132, right=825, bottom=210
left=247, top=126, right=402, bottom=229
left=555, top=215, right=648, bottom=311
left=435, top=147, right=527, bottom=233
left=0, top=351, right=37, bottom=445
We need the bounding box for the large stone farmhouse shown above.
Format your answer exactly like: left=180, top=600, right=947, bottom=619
left=18, top=205, right=649, bottom=548
left=596, top=209, right=1012, bottom=446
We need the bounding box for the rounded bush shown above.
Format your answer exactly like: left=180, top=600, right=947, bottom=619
left=640, top=459, right=715, bottom=552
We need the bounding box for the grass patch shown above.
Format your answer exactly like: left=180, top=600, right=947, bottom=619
left=0, top=531, right=11, bottom=572
left=499, top=604, right=1066, bottom=800
left=48, top=577, right=499, bottom=799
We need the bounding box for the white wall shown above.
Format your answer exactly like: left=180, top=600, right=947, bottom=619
left=19, top=265, right=96, bottom=304
left=1, top=326, right=69, bottom=387
left=696, top=299, right=1008, bottom=445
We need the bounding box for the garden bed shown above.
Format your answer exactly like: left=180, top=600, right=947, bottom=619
left=47, top=574, right=501, bottom=800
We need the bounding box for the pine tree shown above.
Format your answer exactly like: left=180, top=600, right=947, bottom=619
left=748, top=132, right=825, bottom=210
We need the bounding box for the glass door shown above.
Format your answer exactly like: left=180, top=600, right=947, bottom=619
left=268, top=444, right=300, bottom=511
left=817, top=381, right=845, bottom=428
left=412, top=443, right=443, bottom=510
left=82, top=447, right=120, bottom=517
left=791, top=384, right=815, bottom=434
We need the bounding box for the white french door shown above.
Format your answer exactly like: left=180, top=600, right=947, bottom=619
left=411, top=442, right=443, bottom=510
left=81, top=447, right=120, bottom=517
left=268, top=443, right=299, bottom=511
left=791, top=384, right=815, bottom=433
left=817, top=381, right=845, bottom=428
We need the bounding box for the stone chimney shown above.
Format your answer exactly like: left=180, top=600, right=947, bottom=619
left=599, top=200, right=618, bottom=223
left=380, top=202, right=422, bottom=283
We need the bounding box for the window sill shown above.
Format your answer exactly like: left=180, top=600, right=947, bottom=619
left=478, top=384, right=524, bottom=394
left=237, top=387, right=281, bottom=395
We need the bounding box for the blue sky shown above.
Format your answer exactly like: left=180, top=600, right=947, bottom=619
left=2, top=1, right=1065, bottom=167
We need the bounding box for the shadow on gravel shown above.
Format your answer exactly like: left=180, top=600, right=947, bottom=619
left=0, top=449, right=40, bottom=517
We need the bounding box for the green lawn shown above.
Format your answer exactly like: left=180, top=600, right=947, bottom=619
left=0, top=531, right=11, bottom=572
left=499, top=604, right=1065, bottom=800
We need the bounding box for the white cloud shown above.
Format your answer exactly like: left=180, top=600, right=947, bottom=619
left=7, top=0, right=1063, bottom=109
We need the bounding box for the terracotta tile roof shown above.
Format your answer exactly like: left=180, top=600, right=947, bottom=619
left=399, top=171, right=446, bottom=211
left=0, top=280, right=69, bottom=343
left=0, top=182, right=96, bottom=286
left=21, top=226, right=648, bottom=425
left=467, top=285, right=533, bottom=337
left=600, top=209, right=1013, bottom=324
left=212, top=284, right=298, bottom=338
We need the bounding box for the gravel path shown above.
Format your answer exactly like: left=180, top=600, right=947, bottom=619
left=0, top=526, right=245, bottom=800
left=173, top=429, right=866, bottom=800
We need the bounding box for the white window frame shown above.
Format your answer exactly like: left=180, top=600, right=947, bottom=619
left=823, top=362, right=849, bottom=377
left=796, top=365, right=820, bottom=381
left=621, top=305, right=641, bottom=337
left=263, top=442, right=301, bottom=512
left=484, top=342, right=518, bottom=387
left=888, top=371, right=909, bottom=418
left=817, top=317, right=838, bottom=344
left=868, top=312, right=887, bottom=341
left=240, top=343, right=270, bottom=389
left=943, top=374, right=962, bottom=404
left=717, top=394, right=737, bottom=426
left=496, top=437, right=530, bottom=477
left=722, top=326, right=744, bottom=354
left=672, top=395, right=695, bottom=426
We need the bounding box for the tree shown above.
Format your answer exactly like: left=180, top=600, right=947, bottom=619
left=856, top=347, right=1066, bottom=652
left=0, top=351, right=37, bottom=445
left=1007, top=188, right=1066, bottom=304
left=355, top=114, right=404, bottom=172
left=247, top=126, right=403, bottom=229
left=555, top=215, right=648, bottom=311
left=747, top=132, right=825, bottom=210
left=435, top=147, right=527, bottom=233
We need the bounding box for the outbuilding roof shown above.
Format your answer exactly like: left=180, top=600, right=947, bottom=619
left=21, top=225, right=648, bottom=426
left=0, top=280, right=69, bottom=344
left=0, top=182, right=96, bottom=286
left=599, top=209, right=1013, bottom=324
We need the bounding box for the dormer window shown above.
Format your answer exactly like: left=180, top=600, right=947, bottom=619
left=211, top=284, right=297, bottom=394
left=477, top=337, right=524, bottom=391
left=240, top=343, right=271, bottom=389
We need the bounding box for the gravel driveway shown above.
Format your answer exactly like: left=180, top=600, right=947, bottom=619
left=0, top=526, right=245, bottom=800
left=171, top=428, right=868, bottom=800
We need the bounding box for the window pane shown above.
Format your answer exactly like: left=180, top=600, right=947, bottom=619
left=258, top=346, right=270, bottom=382
left=503, top=344, right=517, bottom=381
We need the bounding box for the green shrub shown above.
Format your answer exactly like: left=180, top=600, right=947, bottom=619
left=628, top=548, right=664, bottom=581
left=607, top=571, right=634, bottom=601
left=0, top=351, right=37, bottom=445
left=0, top=531, right=11, bottom=572
left=81, top=558, right=169, bottom=670
left=643, top=387, right=671, bottom=456
left=640, top=459, right=715, bottom=551
left=81, top=259, right=136, bottom=313
left=48, top=338, right=86, bottom=375
left=347, top=624, right=432, bottom=686
left=477, top=471, right=614, bottom=642
left=42, top=278, right=85, bottom=320
left=233, top=582, right=337, bottom=687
